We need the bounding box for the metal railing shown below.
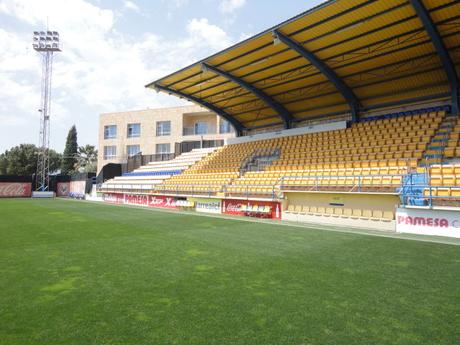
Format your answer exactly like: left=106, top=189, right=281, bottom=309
left=98, top=182, right=279, bottom=200
left=98, top=173, right=409, bottom=201
left=183, top=126, right=217, bottom=136
left=401, top=185, right=460, bottom=207
left=279, top=174, right=405, bottom=193
left=267, top=157, right=418, bottom=171
left=239, top=147, right=281, bottom=175
left=126, top=152, right=176, bottom=173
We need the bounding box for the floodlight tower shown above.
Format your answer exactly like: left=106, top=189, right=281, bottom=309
left=32, top=30, right=61, bottom=191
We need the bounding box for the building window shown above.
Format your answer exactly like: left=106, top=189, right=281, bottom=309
left=103, top=146, right=117, bottom=159
left=104, top=125, right=117, bottom=139
left=156, top=143, right=170, bottom=154
left=219, top=120, right=232, bottom=134
left=156, top=121, right=171, bottom=136
left=194, top=122, right=208, bottom=135
left=127, top=145, right=140, bottom=157
left=127, top=123, right=140, bottom=138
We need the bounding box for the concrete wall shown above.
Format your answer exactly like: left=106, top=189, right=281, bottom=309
left=285, top=192, right=400, bottom=213
left=283, top=192, right=399, bottom=231
left=228, top=121, right=347, bottom=145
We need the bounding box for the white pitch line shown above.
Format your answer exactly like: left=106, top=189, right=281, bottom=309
left=58, top=198, right=460, bottom=246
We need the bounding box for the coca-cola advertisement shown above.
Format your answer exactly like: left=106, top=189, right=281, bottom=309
left=222, top=199, right=282, bottom=219
left=56, top=182, right=70, bottom=197
left=103, top=193, right=177, bottom=209
left=0, top=182, right=32, bottom=198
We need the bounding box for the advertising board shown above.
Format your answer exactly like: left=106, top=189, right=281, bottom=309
left=103, top=193, right=178, bottom=209
left=189, top=198, right=221, bottom=214
left=396, top=207, right=460, bottom=238
left=222, top=199, right=282, bottom=219
left=0, top=182, right=32, bottom=198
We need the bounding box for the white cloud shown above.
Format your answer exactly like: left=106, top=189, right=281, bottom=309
left=0, top=0, right=237, bottom=152
left=220, top=0, right=246, bottom=13
left=123, top=0, right=140, bottom=12
left=186, top=18, right=232, bottom=50
left=163, top=0, right=189, bottom=8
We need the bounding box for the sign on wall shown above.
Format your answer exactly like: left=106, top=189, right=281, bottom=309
left=70, top=180, right=86, bottom=198
left=103, top=193, right=177, bottom=209
left=0, top=183, right=32, bottom=198
left=396, top=208, right=460, bottom=238
left=222, top=199, right=282, bottom=219
left=56, top=182, right=70, bottom=197
left=189, top=198, right=221, bottom=214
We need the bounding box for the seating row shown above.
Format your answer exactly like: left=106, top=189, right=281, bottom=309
left=285, top=205, right=395, bottom=221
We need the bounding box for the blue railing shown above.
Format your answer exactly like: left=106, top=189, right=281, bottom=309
left=401, top=185, right=460, bottom=207
left=122, top=170, right=182, bottom=177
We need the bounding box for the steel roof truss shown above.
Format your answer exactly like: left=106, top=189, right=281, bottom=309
left=410, top=0, right=459, bottom=114
left=152, top=83, right=245, bottom=135
left=201, top=62, right=294, bottom=128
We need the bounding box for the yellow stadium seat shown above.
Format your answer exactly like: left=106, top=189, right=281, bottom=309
left=437, top=188, right=451, bottom=197
left=382, top=211, right=394, bottom=221
left=351, top=209, right=362, bottom=219
left=361, top=209, right=372, bottom=220
left=430, top=175, right=442, bottom=186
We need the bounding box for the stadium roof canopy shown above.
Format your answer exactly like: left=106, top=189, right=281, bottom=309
left=147, top=0, right=460, bottom=134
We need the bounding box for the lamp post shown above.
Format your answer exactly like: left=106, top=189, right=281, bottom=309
left=32, top=30, right=61, bottom=191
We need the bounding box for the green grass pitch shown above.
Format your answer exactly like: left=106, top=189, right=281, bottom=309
left=0, top=198, right=459, bottom=345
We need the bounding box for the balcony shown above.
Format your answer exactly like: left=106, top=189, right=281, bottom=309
left=183, top=126, right=217, bottom=136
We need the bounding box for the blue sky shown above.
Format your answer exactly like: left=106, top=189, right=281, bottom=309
left=0, top=0, right=324, bottom=152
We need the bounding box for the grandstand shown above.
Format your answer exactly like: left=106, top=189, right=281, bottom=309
left=98, top=0, right=460, bottom=235
left=100, top=148, right=216, bottom=193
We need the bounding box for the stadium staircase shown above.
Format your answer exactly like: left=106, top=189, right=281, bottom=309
left=239, top=147, right=281, bottom=176
left=400, top=172, right=429, bottom=207
left=420, top=112, right=458, bottom=166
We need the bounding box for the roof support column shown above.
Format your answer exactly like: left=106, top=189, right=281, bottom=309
left=410, top=0, right=458, bottom=115
left=202, top=63, right=294, bottom=129
left=273, top=29, right=361, bottom=122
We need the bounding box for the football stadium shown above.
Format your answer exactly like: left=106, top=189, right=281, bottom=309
left=1, top=0, right=460, bottom=344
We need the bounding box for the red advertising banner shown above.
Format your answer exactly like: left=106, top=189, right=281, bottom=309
left=103, top=193, right=124, bottom=204
left=56, top=182, right=70, bottom=197
left=148, top=195, right=177, bottom=209
left=0, top=182, right=32, bottom=198
left=222, top=199, right=282, bottom=219
left=103, top=193, right=178, bottom=209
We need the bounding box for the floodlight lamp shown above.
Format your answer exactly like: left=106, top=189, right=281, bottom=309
left=53, top=31, right=59, bottom=36
left=40, top=31, right=45, bottom=35
left=47, top=31, right=52, bottom=35
left=34, top=31, right=39, bottom=35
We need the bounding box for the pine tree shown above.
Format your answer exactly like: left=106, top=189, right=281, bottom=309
left=62, top=125, right=78, bottom=175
